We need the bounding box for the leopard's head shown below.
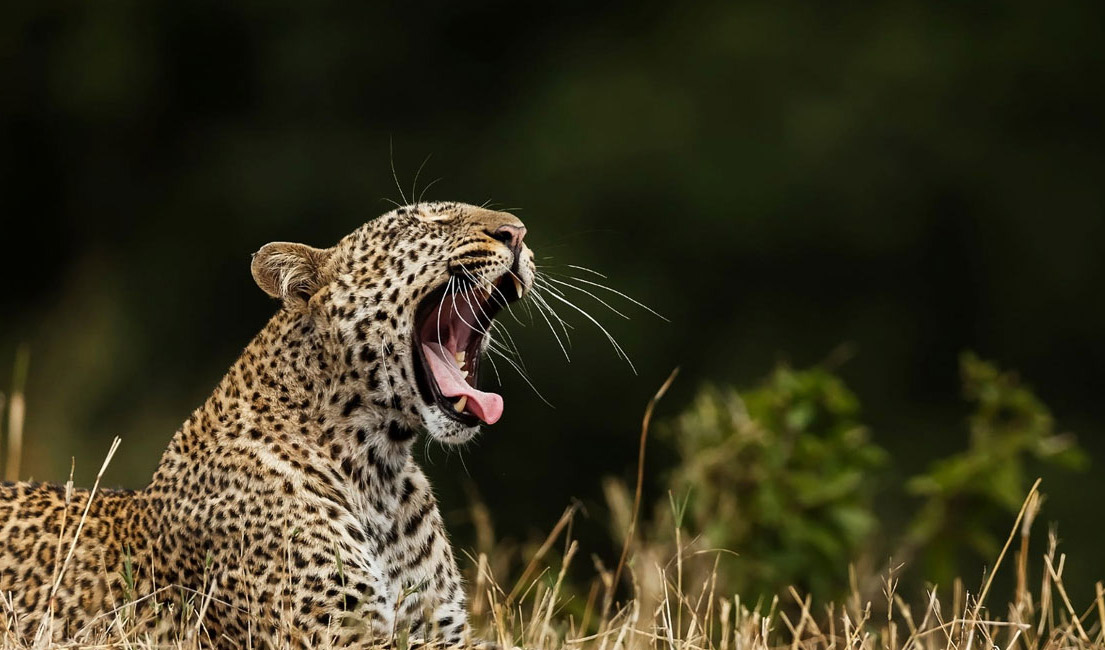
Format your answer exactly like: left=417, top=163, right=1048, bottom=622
left=251, top=202, right=535, bottom=444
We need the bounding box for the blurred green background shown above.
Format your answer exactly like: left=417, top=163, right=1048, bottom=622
left=2, top=1, right=1103, bottom=602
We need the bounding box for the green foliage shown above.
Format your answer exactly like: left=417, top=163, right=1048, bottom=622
left=653, top=353, right=1085, bottom=601
left=662, top=365, right=886, bottom=600
left=904, top=352, right=1087, bottom=582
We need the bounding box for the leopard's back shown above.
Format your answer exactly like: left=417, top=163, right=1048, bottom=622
left=1, top=481, right=140, bottom=639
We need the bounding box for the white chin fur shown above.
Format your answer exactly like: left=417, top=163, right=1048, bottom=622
left=418, top=401, right=480, bottom=444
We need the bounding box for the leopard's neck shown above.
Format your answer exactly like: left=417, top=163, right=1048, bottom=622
left=149, top=308, right=422, bottom=498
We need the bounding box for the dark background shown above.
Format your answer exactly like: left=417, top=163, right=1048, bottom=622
left=2, top=1, right=1103, bottom=597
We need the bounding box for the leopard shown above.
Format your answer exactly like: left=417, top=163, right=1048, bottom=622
left=0, top=202, right=535, bottom=648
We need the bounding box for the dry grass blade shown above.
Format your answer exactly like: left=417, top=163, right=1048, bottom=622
left=608, top=367, right=679, bottom=614
left=506, top=503, right=580, bottom=605
left=964, top=478, right=1042, bottom=650
left=31, top=437, right=122, bottom=646
left=3, top=345, right=29, bottom=483
left=1045, top=554, right=1090, bottom=643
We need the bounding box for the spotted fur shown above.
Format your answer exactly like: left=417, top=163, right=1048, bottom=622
left=0, top=203, right=536, bottom=648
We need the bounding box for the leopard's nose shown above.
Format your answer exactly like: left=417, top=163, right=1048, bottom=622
left=487, top=223, right=527, bottom=253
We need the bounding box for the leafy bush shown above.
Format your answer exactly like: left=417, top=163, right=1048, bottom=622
left=904, top=352, right=1087, bottom=583
left=661, top=366, right=885, bottom=599
left=616, top=353, right=1086, bottom=603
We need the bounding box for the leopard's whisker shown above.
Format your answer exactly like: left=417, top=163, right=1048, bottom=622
left=423, top=432, right=434, bottom=464
left=519, top=294, right=535, bottom=324
left=529, top=279, right=576, bottom=339
left=532, top=291, right=576, bottom=357
left=458, top=288, right=524, bottom=368
left=563, top=263, right=609, bottom=279
left=389, top=138, right=409, bottom=205
left=461, top=285, right=520, bottom=361
left=436, top=276, right=453, bottom=354
left=537, top=263, right=667, bottom=322
left=477, top=268, right=527, bottom=327
left=533, top=275, right=570, bottom=302
left=525, top=285, right=572, bottom=361
left=484, top=346, right=504, bottom=386
left=450, top=286, right=524, bottom=371
left=410, top=153, right=432, bottom=207
left=451, top=286, right=493, bottom=339
left=502, top=269, right=538, bottom=325
left=378, top=337, right=394, bottom=395
left=453, top=441, right=473, bottom=479
left=541, top=276, right=631, bottom=320
left=448, top=287, right=525, bottom=382
left=544, top=290, right=637, bottom=374
left=450, top=287, right=545, bottom=401
left=452, top=291, right=528, bottom=385
left=490, top=321, right=527, bottom=372
left=486, top=345, right=553, bottom=407
left=553, top=273, right=668, bottom=322
left=417, top=177, right=442, bottom=205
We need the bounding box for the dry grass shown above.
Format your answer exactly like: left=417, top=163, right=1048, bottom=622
left=4, top=480, right=1105, bottom=649
left=454, top=476, right=1105, bottom=650
left=4, top=368, right=1104, bottom=649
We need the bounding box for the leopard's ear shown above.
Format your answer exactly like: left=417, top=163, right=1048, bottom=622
left=251, top=242, right=332, bottom=307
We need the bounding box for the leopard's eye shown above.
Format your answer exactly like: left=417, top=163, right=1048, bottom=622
left=406, top=201, right=459, bottom=224
left=420, top=212, right=454, bottom=224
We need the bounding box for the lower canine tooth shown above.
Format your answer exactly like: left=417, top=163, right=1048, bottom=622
left=453, top=396, right=468, bottom=412
left=454, top=351, right=466, bottom=364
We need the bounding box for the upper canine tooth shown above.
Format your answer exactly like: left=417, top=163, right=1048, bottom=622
left=453, top=396, right=468, bottom=412
left=454, top=351, right=466, bottom=365
left=512, top=277, right=524, bottom=297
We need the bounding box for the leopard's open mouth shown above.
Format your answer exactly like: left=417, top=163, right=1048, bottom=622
left=412, top=273, right=523, bottom=426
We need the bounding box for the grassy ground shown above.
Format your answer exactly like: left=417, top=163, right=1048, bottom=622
left=2, top=437, right=1102, bottom=649
left=459, top=487, right=1105, bottom=650
left=4, top=493, right=1103, bottom=649
left=3, top=370, right=1104, bottom=649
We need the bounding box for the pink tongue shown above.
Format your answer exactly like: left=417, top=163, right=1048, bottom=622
left=421, top=343, right=504, bottom=425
